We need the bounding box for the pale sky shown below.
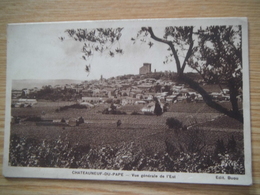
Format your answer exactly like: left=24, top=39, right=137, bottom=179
left=7, top=18, right=244, bottom=81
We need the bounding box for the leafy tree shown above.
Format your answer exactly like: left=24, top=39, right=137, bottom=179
left=154, top=83, right=162, bottom=93
left=188, top=26, right=242, bottom=114
left=64, top=28, right=123, bottom=73
left=154, top=98, right=162, bottom=116
left=137, top=25, right=243, bottom=122
left=166, top=117, right=183, bottom=129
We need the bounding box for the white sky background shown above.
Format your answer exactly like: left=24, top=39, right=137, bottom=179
left=7, top=20, right=197, bottom=81
left=7, top=18, right=244, bottom=81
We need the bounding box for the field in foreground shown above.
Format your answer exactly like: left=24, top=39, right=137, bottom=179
left=9, top=101, right=244, bottom=174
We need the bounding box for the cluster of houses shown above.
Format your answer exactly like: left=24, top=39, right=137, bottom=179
left=12, top=70, right=233, bottom=114
left=79, top=76, right=207, bottom=104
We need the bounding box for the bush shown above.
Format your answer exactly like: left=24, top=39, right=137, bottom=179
left=166, top=117, right=183, bottom=129
left=154, top=101, right=162, bottom=116
left=9, top=133, right=244, bottom=174
left=214, top=139, right=226, bottom=156
left=57, top=104, right=87, bottom=112
left=184, top=129, right=206, bottom=154
left=102, top=108, right=109, bottom=114
left=227, top=135, right=237, bottom=153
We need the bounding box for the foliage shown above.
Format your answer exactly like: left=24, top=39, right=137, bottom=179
left=183, top=129, right=206, bottom=154
left=214, top=139, right=226, bottom=156
left=188, top=26, right=242, bottom=113
left=22, top=85, right=80, bottom=102
left=207, top=153, right=245, bottom=174
left=9, top=133, right=244, bottom=174
left=56, top=104, right=88, bottom=112
left=166, top=117, right=183, bottom=129
left=189, top=26, right=242, bottom=85
left=102, top=108, right=126, bottom=115
left=213, top=135, right=241, bottom=167
left=136, top=25, right=243, bottom=122
left=63, top=27, right=124, bottom=73
left=132, top=26, right=194, bottom=75
left=163, top=103, right=169, bottom=112
left=154, top=84, right=162, bottom=93
left=227, top=135, right=237, bottom=153
left=154, top=99, right=163, bottom=116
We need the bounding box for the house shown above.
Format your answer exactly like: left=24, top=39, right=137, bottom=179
left=22, top=88, right=30, bottom=96
left=172, top=85, right=184, bottom=92
left=137, top=84, right=153, bottom=91
left=80, top=97, right=102, bottom=107
left=131, top=87, right=143, bottom=93
left=143, top=94, right=154, bottom=101
left=92, top=89, right=101, bottom=96
left=166, top=95, right=177, bottom=103
left=141, top=102, right=155, bottom=113
left=12, top=90, right=22, bottom=98
left=141, top=102, right=164, bottom=113
left=64, top=84, right=72, bottom=89
left=120, top=89, right=130, bottom=97
left=136, top=94, right=144, bottom=99
left=80, top=101, right=94, bottom=107
left=176, top=94, right=187, bottom=101
left=121, top=97, right=136, bottom=106
left=107, top=89, right=117, bottom=98
left=141, top=101, right=164, bottom=113
left=222, top=89, right=230, bottom=95
left=82, top=89, right=93, bottom=97
left=12, top=98, right=37, bottom=107
left=195, top=94, right=203, bottom=102
left=129, top=92, right=136, bottom=98
left=146, top=78, right=157, bottom=83
left=121, top=84, right=131, bottom=90
left=210, top=92, right=223, bottom=101
left=135, top=100, right=146, bottom=105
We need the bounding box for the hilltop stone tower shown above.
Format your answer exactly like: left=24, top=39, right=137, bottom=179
left=139, top=63, right=151, bottom=75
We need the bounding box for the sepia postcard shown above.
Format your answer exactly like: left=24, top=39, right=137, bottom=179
left=3, top=17, right=252, bottom=185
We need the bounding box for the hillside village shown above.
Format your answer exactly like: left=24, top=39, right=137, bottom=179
left=11, top=63, right=232, bottom=114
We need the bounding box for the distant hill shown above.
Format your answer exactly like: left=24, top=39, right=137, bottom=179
left=12, top=79, right=84, bottom=90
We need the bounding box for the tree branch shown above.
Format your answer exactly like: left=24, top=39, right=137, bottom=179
left=181, top=27, right=194, bottom=73
left=144, top=27, right=182, bottom=75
